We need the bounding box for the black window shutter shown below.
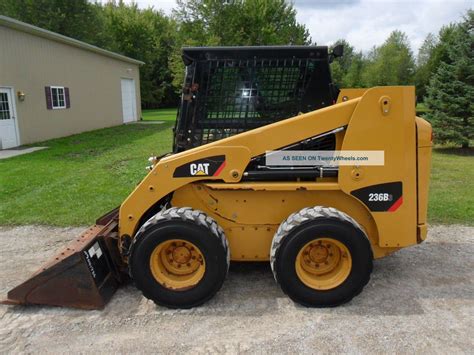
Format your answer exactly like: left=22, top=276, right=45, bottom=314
left=45, top=86, right=52, bottom=109
left=65, top=87, right=70, bottom=108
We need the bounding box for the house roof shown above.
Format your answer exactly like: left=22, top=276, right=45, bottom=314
left=0, top=15, right=144, bottom=65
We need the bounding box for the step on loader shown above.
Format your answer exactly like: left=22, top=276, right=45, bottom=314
left=2, top=46, right=432, bottom=309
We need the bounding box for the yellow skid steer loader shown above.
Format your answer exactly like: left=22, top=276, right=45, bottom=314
left=2, top=46, right=432, bottom=309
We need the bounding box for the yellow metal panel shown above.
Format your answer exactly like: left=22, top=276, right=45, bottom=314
left=416, top=147, right=432, bottom=226
left=337, top=88, right=369, bottom=103
left=225, top=226, right=276, bottom=261
left=416, top=116, right=433, bottom=148
left=339, top=87, right=417, bottom=247
left=171, top=183, right=398, bottom=260
left=415, top=116, right=432, bottom=227
left=119, top=146, right=252, bottom=237
left=417, top=224, right=428, bottom=242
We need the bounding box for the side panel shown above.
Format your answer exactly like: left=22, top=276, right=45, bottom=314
left=119, top=146, right=251, bottom=238
left=171, top=183, right=398, bottom=260
left=416, top=117, right=433, bottom=241
left=339, top=87, right=417, bottom=247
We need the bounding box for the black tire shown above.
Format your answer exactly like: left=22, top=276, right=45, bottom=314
left=270, top=206, right=373, bottom=307
left=129, top=207, right=230, bottom=309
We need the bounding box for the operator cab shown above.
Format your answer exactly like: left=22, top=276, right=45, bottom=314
left=173, top=46, right=341, bottom=152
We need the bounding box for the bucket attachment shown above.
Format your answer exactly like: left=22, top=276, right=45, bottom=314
left=2, top=210, right=124, bottom=310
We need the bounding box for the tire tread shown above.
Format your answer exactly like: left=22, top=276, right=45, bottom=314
left=129, top=207, right=230, bottom=308
left=270, top=206, right=373, bottom=307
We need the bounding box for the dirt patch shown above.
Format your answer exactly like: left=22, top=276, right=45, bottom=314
left=0, top=225, right=473, bottom=353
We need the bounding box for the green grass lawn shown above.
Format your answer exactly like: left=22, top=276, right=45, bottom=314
left=142, top=108, right=177, bottom=121
left=0, top=122, right=472, bottom=226
left=0, top=122, right=174, bottom=226
left=428, top=148, right=473, bottom=225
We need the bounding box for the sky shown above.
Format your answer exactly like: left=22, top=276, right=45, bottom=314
left=118, top=0, right=472, bottom=53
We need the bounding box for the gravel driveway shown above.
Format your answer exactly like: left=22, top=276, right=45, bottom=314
left=0, top=225, right=473, bottom=354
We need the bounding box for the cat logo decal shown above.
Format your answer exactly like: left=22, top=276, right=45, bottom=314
left=173, top=155, right=226, bottom=178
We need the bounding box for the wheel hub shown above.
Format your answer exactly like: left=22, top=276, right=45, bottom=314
left=172, top=246, right=191, bottom=264
left=309, top=244, right=329, bottom=263
left=149, top=239, right=205, bottom=291
left=296, top=237, right=352, bottom=290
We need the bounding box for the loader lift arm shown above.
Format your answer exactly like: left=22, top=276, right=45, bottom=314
left=119, top=95, right=359, bottom=239
left=121, top=86, right=419, bottom=253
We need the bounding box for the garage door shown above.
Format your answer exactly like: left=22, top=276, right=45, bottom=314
left=121, top=78, right=137, bottom=123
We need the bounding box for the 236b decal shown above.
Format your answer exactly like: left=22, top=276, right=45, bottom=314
left=368, top=193, right=393, bottom=202
left=351, top=182, right=403, bottom=212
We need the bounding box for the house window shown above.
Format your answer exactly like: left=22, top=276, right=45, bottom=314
left=45, top=86, right=70, bottom=110
left=51, top=86, right=66, bottom=109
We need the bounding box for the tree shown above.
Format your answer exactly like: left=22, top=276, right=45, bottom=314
left=102, top=2, right=178, bottom=108
left=429, top=24, right=460, bottom=70
left=0, top=0, right=107, bottom=46
left=170, top=0, right=311, bottom=91
left=237, top=0, right=310, bottom=45
left=344, top=52, right=367, bottom=88
left=173, top=0, right=309, bottom=46
left=330, top=39, right=355, bottom=87
left=425, top=10, right=473, bottom=148
left=329, top=39, right=368, bottom=88
left=414, top=25, right=461, bottom=102
left=362, top=31, right=415, bottom=86
left=415, top=33, right=437, bottom=100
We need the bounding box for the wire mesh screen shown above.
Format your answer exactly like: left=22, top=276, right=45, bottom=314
left=194, top=58, right=319, bottom=145
left=174, top=47, right=336, bottom=151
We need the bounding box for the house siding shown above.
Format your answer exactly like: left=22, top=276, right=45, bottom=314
left=0, top=25, right=141, bottom=145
